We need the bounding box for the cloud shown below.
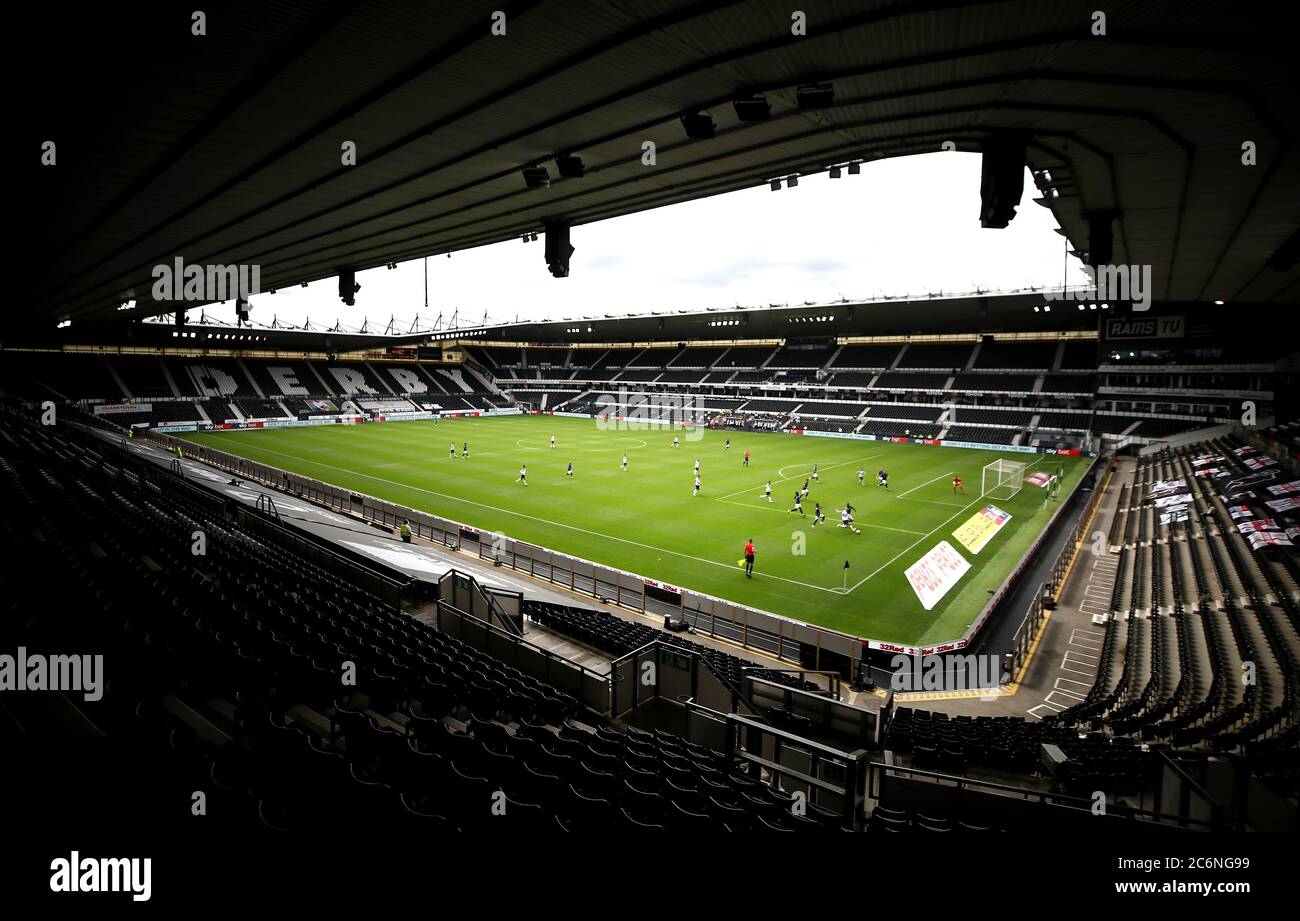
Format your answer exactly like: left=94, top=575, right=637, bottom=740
left=795, top=257, right=851, bottom=274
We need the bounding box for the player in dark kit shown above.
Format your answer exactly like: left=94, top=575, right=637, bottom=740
left=811, top=502, right=826, bottom=527
left=877, top=468, right=889, bottom=489
left=789, top=492, right=804, bottom=515
left=566, top=462, right=574, bottom=478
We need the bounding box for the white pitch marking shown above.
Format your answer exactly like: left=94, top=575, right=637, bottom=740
left=715, top=453, right=884, bottom=501
left=896, top=470, right=956, bottom=498
left=895, top=496, right=970, bottom=508
left=712, top=497, right=927, bottom=535
left=835, top=496, right=984, bottom=594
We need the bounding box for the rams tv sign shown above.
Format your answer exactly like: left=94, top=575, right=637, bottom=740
left=1103, top=315, right=1185, bottom=341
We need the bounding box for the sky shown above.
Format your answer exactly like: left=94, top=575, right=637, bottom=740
left=186, top=151, right=1082, bottom=332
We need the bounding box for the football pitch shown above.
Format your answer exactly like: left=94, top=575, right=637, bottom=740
left=179, top=416, right=1088, bottom=645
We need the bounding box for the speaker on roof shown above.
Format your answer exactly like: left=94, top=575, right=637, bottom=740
left=979, top=134, right=1026, bottom=229
left=681, top=111, right=715, bottom=139
left=338, top=268, right=360, bottom=306
left=555, top=154, right=584, bottom=178
left=543, top=220, right=574, bottom=278
left=733, top=96, right=770, bottom=122
left=1087, top=211, right=1117, bottom=267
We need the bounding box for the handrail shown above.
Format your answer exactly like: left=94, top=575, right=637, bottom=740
left=866, top=759, right=1223, bottom=830
left=609, top=639, right=762, bottom=716
left=743, top=666, right=841, bottom=699
left=440, top=568, right=522, bottom=636
left=436, top=598, right=609, bottom=685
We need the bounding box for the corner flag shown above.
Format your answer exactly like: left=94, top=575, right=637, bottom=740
left=842, top=559, right=850, bottom=590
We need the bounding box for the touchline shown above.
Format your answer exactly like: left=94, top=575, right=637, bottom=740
left=0, top=647, right=103, bottom=701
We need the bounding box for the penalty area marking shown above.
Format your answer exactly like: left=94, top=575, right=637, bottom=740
left=833, top=495, right=984, bottom=594
left=896, top=470, right=955, bottom=497
left=712, top=497, right=928, bottom=535
left=716, top=453, right=884, bottom=501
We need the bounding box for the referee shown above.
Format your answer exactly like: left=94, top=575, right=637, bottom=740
left=743, top=538, right=756, bottom=578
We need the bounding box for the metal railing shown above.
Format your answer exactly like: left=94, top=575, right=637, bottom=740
left=867, top=758, right=1224, bottom=831
left=435, top=598, right=610, bottom=714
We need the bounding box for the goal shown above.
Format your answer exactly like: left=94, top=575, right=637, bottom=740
left=981, top=458, right=1026, bottom=501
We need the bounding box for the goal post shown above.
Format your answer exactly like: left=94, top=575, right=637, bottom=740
left=981, top=458, right=1026, bottom=501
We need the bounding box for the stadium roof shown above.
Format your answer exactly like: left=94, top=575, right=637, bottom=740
left=23, top=1, right=1299, bottom=334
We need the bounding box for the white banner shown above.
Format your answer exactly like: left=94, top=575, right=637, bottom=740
left=801, top=430, right=877, bottom=441
left=1148, top=478, right=1187, bottom=498
left=904, top=541, right=971, bottom=611
left=940, top=440, right=1037, bottom=453
left=374, top=411, right=437, bottom=422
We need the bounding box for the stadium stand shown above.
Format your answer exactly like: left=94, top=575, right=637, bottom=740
left=1041, top=373, right=1098, bottom=393
left=867, top=404, right=943, bottom=422
left=13, top=0, right=1300, bottom=877
left=1, top=407, right=863, bottom=833
left=896, top=343, right=973, bottom=369
left=873, top=372, right=949, bottom=390
left=831, top=344, right=902, bottom=369
left=667, top=347, right=729, bottom=368
left=950, top=373, right=1038, bottom=392
left=236, top=399, right=294, bottom=420
left=1060, top=340, right=1100, bottom=369
left=973, top=340, right=1059, bottom=369
left=942, top=426, right=1020, bottom=445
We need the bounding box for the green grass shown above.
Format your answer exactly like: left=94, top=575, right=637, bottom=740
left=179, top=416, right=1087, bottom=645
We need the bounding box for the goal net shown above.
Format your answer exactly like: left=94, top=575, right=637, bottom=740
left=981, top=458, right=1026, bottom=501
